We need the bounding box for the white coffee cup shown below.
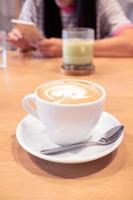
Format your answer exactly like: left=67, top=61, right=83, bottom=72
left=22, top=79, right=106, bottom=146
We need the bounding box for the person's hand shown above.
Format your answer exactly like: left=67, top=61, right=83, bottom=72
left=37, top=38, right=62, bottom=57
left=8, top=28, right=34, bottom=51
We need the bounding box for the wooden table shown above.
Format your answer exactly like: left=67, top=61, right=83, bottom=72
left=0, top=51, right=133, bottom=200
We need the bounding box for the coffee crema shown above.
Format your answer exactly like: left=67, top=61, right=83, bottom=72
left=37, top=80, right=102, bottom=105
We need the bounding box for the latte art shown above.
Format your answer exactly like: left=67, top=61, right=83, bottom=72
left=45, top=84, right=90, bottom=103
left=37, top=80, right=102, bottom=105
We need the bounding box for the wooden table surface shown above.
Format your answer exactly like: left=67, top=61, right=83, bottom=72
left=0, top=51, right=133, bottom=200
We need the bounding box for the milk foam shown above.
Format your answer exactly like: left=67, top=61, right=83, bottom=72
left=37, top=80, right=101, bottom=104
left=37, top=80, right=101, bottom=105
left=45, top=84, right=88, bottom=103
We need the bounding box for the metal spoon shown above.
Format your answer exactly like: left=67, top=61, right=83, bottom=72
left=40, top=125, right=124, bottom=155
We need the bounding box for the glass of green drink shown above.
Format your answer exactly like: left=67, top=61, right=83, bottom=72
left=61, top=28, right=94, bottom=75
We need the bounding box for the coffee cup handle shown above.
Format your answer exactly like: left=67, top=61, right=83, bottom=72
left=22, top=94, right=39, bottom=119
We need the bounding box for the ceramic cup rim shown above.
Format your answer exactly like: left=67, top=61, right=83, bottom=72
left=34, top=79, right=106, bottom=107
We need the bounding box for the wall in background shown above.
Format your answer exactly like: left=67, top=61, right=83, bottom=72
left=0, top=0, right=24, bottom=32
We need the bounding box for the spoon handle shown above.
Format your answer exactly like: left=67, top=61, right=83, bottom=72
left=40, top=141, right=95, bottom=155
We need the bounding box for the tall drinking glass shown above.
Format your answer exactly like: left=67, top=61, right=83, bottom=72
left=0, top=31, right=7, bottom=68
left=61, top=28, right=94, bottom=75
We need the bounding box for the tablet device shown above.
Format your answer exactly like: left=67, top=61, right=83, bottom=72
left=11, top=19, right=44, bottom=43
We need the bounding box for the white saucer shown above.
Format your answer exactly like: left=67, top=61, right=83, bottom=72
left=16, top=111, right=124, bottom=164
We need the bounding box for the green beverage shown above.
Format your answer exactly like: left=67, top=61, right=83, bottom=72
left=62, top=28, right=94, bottom=75
left=63, top=39, right=93, bottom=66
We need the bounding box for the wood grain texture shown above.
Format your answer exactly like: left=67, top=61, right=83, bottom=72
left=0, top=51, right=133, bottom=200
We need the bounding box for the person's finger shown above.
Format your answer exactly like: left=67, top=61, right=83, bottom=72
left=8, top=32, right=19, bottom=42
left=37, top=39, right=54, bottom=48
left=12, top=28, right=23, bottom=39
left=39, top=46, right=58, bottom=57
left=8, top=28, right=23, bottom=42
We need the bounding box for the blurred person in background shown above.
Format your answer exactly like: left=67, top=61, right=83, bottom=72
left=8, top=0, right=133, bottom=57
